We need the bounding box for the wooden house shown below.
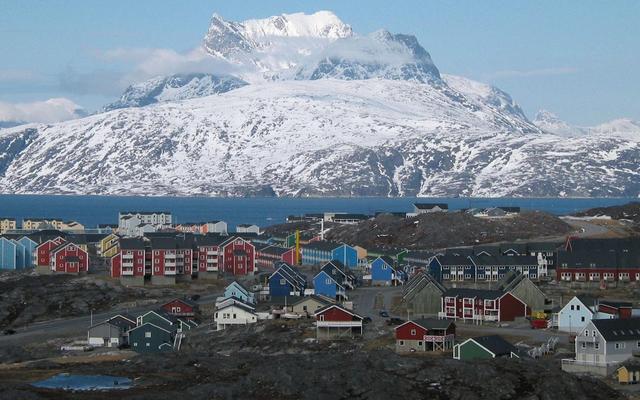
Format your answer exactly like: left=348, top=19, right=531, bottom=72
left=395, top=319, right=455, bottom=352
left=314, top=304, right=363, bottom=340
left=441, top=288, right=528, bottom=322
left=402, top=272, right=446, bottom=316
left=453, top=335, right=519, bottom=361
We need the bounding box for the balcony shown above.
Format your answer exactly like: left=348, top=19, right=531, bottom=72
left=164, top=267, right=177, bottom=276
left=122, top=261, right=134, bottom=268
left=206, top=251, right=217, bottom=256
left=122, top=254, right=134, bottom=260
left=122, top=268, right=134, bottom=276
left=165, top=261, right=176, bottom=267
left=316, top=320, right=362, bottom=328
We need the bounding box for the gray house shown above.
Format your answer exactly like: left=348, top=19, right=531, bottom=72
left=564, top=318, right=640, bottom=376
left=128, top=322, right=174, bottom=353
left=496, top=271, right=547, bottom=311
left=87, top=314, right=136, bottom=348
left=402, top=272, right=446, bottom=316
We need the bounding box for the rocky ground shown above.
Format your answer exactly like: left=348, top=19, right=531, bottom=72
left=0, top=272, right=145, bottom=330
left=0, top=321, right=626, bottom=400
left=324, top=211, right=572, bottom=250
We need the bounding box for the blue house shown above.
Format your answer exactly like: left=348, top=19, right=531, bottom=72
left=429, top=255, right=474, bottom=283
left=0, top=237, right=17, bottom=270
left=370, top=256, right=406, bottom=286
left=301, top=241, right=358, bottom=269
left=321, top=261, right=357, bottom=289
left=224, top=281, right=256, bottom=304
left=313, top=270, right=346, bottom=300
left=429, top=254, right=539, bottom=283
left=18, top=236, right=38, bottom=268
left=13, top=240, right=25, bottom=269
left=268, top=262, right=307, bottom=297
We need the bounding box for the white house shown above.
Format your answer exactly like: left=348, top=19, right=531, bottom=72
left=557, top=296, right=599, bottom=334
left=413, top=203, right=448, bottom=214
left=236, top=224, right=260, bottom=234
left=215, top=302, right=258, bottom=330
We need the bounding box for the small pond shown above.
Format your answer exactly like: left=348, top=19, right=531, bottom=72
left=32, top=374, right=132, bottom=391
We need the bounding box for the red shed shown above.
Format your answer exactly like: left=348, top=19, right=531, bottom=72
left=161, top=298, right=197, bottom=318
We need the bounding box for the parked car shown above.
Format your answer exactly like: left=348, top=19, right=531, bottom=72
left=386, top=317, right=404, bottom=326
left=3, top=329, right=16, bottom=335
left=190, top=294, right=201, bottom=302
left=363, top=316, right=372, bottom=324
left=379, top=310, right=389, bottom=318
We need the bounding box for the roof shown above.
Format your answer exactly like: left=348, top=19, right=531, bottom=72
left=599, top=300, right=633, bottom=309
left=303, top=241, right=343, bottom=251
left=332, top=213, right=370, bottom=220
left=433, top=254, right=473, bottom=266
left=270, top=262, right=307, bottom=288
left=291, top=295, right=332, bottom=307
left=314, top=304, right=363, bottom=320
left=444, top=288, right=505, bottom=300
left=414, top=203, right=448, bottom=210
left=411, top=318, right=455, bottom=331
left=216, top=301, right=257, bottom=314
left=466, top=335, right=518, bottom=356
left=258, top=245, right=293, bottom=256
left=403, top=272, right=446, bottom=300
left=592, top=318, right=640, bottom=341
left=472, top=255, right=539, bottom=266
left=162, top=297, right=197, bottom=308
left=120, top=211, right=171, bottom=215
left=119, top=238, right=146, bottom=250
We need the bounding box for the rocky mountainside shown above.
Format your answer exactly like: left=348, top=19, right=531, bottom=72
left=103, top=73, right=248, bottom=111
left=0, top=11, right=639, bottom=197
left=535, top=109, right=640, bottom=139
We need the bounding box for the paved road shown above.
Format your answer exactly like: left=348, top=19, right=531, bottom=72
left=0, top=292, right=221, bottom=347
left=561, top=218, right=612, bottom=238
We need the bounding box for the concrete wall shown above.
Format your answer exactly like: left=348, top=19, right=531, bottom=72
left=396, top=339, right=425, bottom=353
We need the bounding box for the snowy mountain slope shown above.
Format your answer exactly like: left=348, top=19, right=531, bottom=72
left=534, top=109, right=640, bottom=139
left=1, top=79, right=639, bottom=197
left=104, top=73, right=248, bottom=111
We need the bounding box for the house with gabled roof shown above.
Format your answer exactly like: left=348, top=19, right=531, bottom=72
left=313, top=270, right=347, bottom=300
left=321, top=260, right=356, bottom=289
left=161, top=298, right=198, bottom=319
left=314, top=304, right=363, bottom=340
left=441, top=288, right=528, bottom=322
left=301, top=241, right=358, bottom=268
left=290, top=295, right=334, bottom=317
left=268, top=262, right=306, bottom=297
left=215, top=301, right=258, bottom=331
left=370, top=256, right=406, bottom=286
left=128, top=322, right=175, bottom=353
left=402, top=272, right=446, bottom=316
left=453, top=335, right=520, bottom=361
left=496, top=271, right=547, bottom=312
left=557, top=295, right=599, bottom=334
left=224, top=281, right=256, bottom=305
left=413, top=203, right=448, bottom=214
left=564, top=318, right=640, bottom=376
left=395, top=319, right=455, bottom=352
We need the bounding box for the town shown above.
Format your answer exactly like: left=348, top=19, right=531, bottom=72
left=0, top=203, right=639, bottom=397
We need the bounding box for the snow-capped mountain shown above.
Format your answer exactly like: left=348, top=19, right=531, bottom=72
left=534, top=109, right=640, bottom=139
left=104, top=73, right=247, bottom=111
left=1, top=11, right=639, bottom=198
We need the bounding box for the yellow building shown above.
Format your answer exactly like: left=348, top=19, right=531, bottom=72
left=617, top=365, right=640, bottom=384
left=22, top=218, right=64, bottom=230
left=99, top=233, right=120, bottom=258
left=0, top=218, right=17, bottom=233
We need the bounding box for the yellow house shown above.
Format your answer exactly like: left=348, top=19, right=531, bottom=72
left=22, top=218, right=64, bottom=230
left=354, top=245, right=368, bottom=261
left=617, top=365, right=640, bottom=384
left=99, top=233, right=120, bottom=258
left=0, top=218, right=17, bottom=233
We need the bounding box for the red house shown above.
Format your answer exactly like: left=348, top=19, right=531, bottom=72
left=220, top=236, right=256, bottom=276
left=255, top=244, right=297, bottom=270
left=441, top=289, right=527, bottom=322
left=50, top=242, right=89, bottom=273
left=149, top=236, right=195, bottom=280
left=195, top=235, right=228, bottom=275
left=160, top=298, right=198, bottom=319
left=111, top=238, right=147, bottom=279
left=36, top=236, right=67, bottom=267
left=598, top=300, right=633, bottom=319
left=314, top=304, right=363, bottom=340
left=395, top=319, right=456, bottom=352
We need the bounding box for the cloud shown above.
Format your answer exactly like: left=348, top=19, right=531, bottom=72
left=0, top=69, right=45, bottom=83
left=485, top=67, right=577, bottom=80
left=0, top=98, right=85, bottom=124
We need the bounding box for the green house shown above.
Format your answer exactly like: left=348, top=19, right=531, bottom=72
left=128, top=322, right=174, bottom=353
left=453, top=335, right=520, bottom=361
left=136, top=310, right=178, bottom=332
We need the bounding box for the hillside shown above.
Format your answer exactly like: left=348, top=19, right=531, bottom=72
left=324, top=212, right=572, bottom=250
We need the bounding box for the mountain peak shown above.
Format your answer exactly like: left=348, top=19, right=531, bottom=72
left=241, top=11, right=353, bottom=40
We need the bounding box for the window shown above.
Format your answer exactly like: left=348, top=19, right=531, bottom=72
left=581, top=343, right=586, bottom=349
left=411, top=329, right=416, bottom=336
left=280, top=279, right=286, bottom=285
left=576, top=305, right=580, bottom=311
left=145, top=332, right=151, bottom=338
left=581, top=316, right=585, bottom=322
left=585, top=331, right=589, bottom=337
left=418, top=341, right=423, bottom=346
left=464, top=274, right=471, bottom=279
left=146, top=343, right=150, bottom=347
left=593, top=330, right=596, bottom=337
left=595, top=343, right=599, bottom=350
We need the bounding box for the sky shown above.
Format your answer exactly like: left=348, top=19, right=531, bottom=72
left=0, top=0, right=638, bottom=125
